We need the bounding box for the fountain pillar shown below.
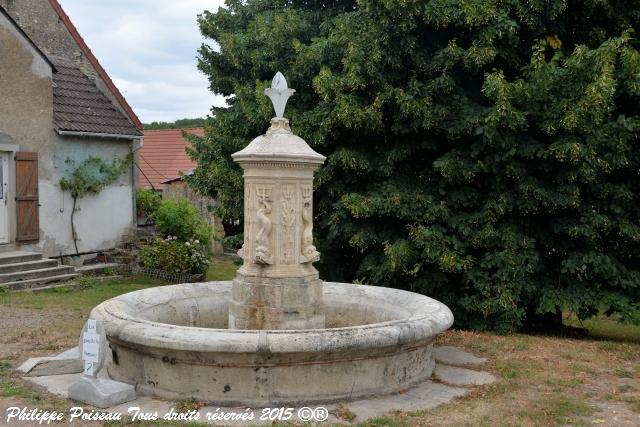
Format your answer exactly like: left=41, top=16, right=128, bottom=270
left=229, top=72, right=326, bottom=330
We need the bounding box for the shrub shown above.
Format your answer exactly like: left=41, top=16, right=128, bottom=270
left=152, top=198, right=212, bottom=245
left=136, top=189, right=162, bottom=218
left=140, top=236, right=210, bottom=275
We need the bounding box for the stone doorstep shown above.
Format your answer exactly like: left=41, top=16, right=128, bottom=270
left=68, top=377, right=136, bottom=409
left=20, top=346, right=496, bottom=424
left=17, top=347, right=83, bottom=377
left=433, top=345, right=488, bottom=367
left=433, top=364, right=497, bottom=387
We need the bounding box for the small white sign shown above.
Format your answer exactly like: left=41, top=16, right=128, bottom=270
left=82, top=332, right=100, bottom=363
left=87, top=318, right=97, bottom=333
left=84, top=361, right=94, bottom=376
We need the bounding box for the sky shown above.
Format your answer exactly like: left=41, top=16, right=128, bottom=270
left=57, top=0, right=227, bottom=123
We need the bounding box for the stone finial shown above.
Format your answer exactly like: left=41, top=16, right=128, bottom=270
left=264, top=72, right=295, bottom=118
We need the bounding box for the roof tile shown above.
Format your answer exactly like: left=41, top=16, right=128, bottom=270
left=139, top=128, right=204, bottom=189
left=52, top=58, right=142, bottom=137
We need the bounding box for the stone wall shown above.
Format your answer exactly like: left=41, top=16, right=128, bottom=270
left=0, top=0, right=129, bottom=119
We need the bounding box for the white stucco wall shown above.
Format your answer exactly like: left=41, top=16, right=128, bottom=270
left=39, top=182, right=133, bottom=257
left=37, top=136, right=135, bottom=257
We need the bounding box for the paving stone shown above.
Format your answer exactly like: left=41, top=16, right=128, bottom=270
left=68, top=376, right=136, bottom=409
left=433, top=345, right=487, bottom=366
left=25, top=373, right=80, bottom=397
left=344, top=380, right=468, bottom=421
left=433, top=364, right=496, bottom=386
left=18, top=346, right=82, bottom=377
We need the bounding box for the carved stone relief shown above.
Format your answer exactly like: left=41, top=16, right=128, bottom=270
left=300, top=186, right=320, bottom=264
left=281, top=184, right=296, bottom=264
left=254, top=186, right=273, bottom=265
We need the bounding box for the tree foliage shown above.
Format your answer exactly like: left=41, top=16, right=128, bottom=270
left=190, top=0, right=640, bottom=331
left=144, top=118, right=207, bottom=130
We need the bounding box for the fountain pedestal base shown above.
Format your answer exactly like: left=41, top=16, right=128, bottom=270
left=229, top=272, right=324, bottom=330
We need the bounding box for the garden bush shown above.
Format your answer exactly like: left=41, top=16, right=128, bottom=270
left=189, top=1, right=640, bottom=332
left=152, top=197, right=212, bottom=245
left=140, top=236, right=210, bottom=275
left=136, top=189, right=162, bottom=219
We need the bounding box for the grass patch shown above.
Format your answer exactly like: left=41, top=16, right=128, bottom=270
left=0, top=275, right=167, bottom=311
left=564, top=314, right=640, bottom=343
left=518, top=394, right=595, bottom=426
left=622, top=395, right=640, bottom=413
left=545, top=378, right=582, bottom=389
left=0, top=380, right=39, bottom=399
left=354, top=415, right=410, bottom=426
left=206, top=256, right=240, bottom=281
left=613, top=366, right=633, bottom=378
left=494, top=359, right=533, bottom=379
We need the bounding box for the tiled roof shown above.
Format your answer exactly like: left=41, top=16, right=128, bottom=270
left=139, top=128, right=204, bottom=189
left=52, top=58, right=142, bottom=137
left=47, top=0, right=143, bottom=130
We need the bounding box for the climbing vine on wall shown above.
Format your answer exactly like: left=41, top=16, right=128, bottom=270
left=59, top=154, right=133, bottom=254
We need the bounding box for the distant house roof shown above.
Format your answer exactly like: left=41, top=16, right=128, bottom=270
left=52, top=58, right=142, bottom=137
left=161, top=169, right=193, bottom=185
left=47, top=0, right=143, bottom=131
left=139, top=128, right=204, bottom=189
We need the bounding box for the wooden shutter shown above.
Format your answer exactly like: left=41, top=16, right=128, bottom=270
left=15, top=152, right=39, bottom=242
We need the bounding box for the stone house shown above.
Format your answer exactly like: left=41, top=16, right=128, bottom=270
left=0, top=1, right=143, bottom=258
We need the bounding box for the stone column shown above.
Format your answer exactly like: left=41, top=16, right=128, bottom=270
left=228, top=73, right=326, bottom=330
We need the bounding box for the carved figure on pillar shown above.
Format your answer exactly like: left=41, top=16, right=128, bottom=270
left=254, top=186, right=273, bottom=264
left=281, top=185, right=296, bottom=264
left=300, top=186, right=320, bottom=264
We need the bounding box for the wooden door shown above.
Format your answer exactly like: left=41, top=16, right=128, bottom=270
left=15, top=152, right=39, bottom=242
left=0, top=152, right=9, bottom=243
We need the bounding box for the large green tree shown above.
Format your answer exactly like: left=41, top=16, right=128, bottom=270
left=189, top=0, right=640, bottom=332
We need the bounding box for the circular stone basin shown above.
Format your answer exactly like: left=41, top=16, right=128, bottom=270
left=92, top=281, right=453, bottom=406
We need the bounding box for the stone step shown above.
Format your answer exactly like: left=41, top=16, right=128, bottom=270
left=0, top=273, right=81, bottom=291
left=76, top=263, right=119, bottom=276
left=0, top=251, right=42, bottom=265
left=0, top=244, right=19, bottom=253
left=0, top=265, right=75, bottom=283
left=0, top=259, right=59, bottom=274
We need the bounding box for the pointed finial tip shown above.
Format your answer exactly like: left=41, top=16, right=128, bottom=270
left=265, top=71, right=295, bottom=119
left=272, top=72, right=288, bottom=91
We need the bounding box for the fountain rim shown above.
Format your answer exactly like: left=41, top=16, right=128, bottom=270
left=92, top=281, right=454, bottom=354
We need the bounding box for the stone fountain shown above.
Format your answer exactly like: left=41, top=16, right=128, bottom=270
left=91, top=73, right=454, bottom=406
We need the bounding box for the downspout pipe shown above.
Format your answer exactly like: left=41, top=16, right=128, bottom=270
left=131, top=137, right=144, bottom=226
